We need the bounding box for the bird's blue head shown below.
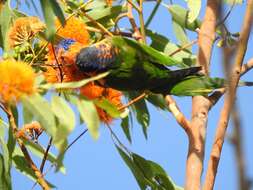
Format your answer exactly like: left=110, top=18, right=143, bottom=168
left=57, top=38, right=76, bottom=51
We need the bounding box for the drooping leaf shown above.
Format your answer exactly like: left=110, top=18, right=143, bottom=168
left=167, top=4, right=201, bottom=31
left=120, top=116, right=132, bottom=143
left=0, top=125, right=12, bottom=190
left=146, top=94, right=167, bottom=110
left=186, top=0, right=201, bottom=23
left=70, top=95, right=100, bottom=140
left=0, top=154, right=12, bottom=190
left=116, top=146, right=147, bottom=189
left=40, top=0, right=65, bottom=41
left=21, top=93, right=56, bottom=138
left=0, top=0, right=12, bottom=50
left=51, top=95, right=75, bottom=144
left=172, top=20, right=191, bottom=49
left=94, top=98, right=122, bottom=118
left=116, top=145, right=183, bottom=190
left=128, top=92, right=150, bottom=139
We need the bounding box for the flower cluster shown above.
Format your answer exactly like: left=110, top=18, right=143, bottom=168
left=44, top=17, right=123, bottom=124
left=0, top=60, right=35, bottom=103
left=8, top=17, right=45, bottom=48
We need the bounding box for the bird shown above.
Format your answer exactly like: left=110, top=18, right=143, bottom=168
left=72, top=36, right=225, bottom=96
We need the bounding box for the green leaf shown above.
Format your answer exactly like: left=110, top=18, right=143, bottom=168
left=94, top=98, right=122, bottom=118
left=40, top=0, right=56, bottom=41
left=23, top=140, right=66, bottom=174
left=51, top=96, right=75, bottom=144
left=172, top=20, right=191, bottom=49
left=23, top=105, right=34, bottom=124
left=39, top=72, right=109, bottom=90
left=51, top=96, right=75, bottom=169
left=0, top=0, right=12, bottom=50
left=21, top=93, right=56, bottom=138
left=83, top=5, right=126, bottom=27
left=120, top=116, right=132, bottom=143
left=48, top=0, right=65, bottom=25
left=128, top=92, right=150, bottom=139
left=116, top=145, right=183, bottom=190
left=0, top=155, right=12, bottom=190
left=146, top=94, right=167, bottom=110
left=186, top=0, right=201, bottom=23
left=167, top=4, right=201, bottom=31
left=70, top=95, right=100, bottom=140
left=115, top=146, right=147, bottom=190
left=170, top=76, right=224, bottom=96
left=0, top=120, right=12, bottom=190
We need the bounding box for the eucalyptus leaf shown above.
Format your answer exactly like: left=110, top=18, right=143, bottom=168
left=0, top=0, right=12, bottom=50
left=70, top=95, right=100, bottom=140
left=120, top=116, right=132, bottom=143
left=128, top=92, right=150, bottom=139
left=39, top=72, right=109, bottom=90
left=40, top=0, right=56, bottom=41
left=21, top=94, right=56, bottom=138
left=94, top=98, right=122, bottom=118
left=166, top=4, right=201, bottom=31
left=186, top=0, right=201, bottom=23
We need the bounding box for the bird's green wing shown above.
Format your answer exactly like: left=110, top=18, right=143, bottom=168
left=110, top=36, right=189, bottom=68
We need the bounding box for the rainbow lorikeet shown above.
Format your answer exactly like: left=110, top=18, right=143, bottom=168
left=59, top=37, right=224, bottom=96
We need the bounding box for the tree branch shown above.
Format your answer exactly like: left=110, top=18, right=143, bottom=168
left=165, top=95, right=191, bottom=132
left=186, top=1, right=219, bottom=190
left=203, top=1, right=253, bottom=189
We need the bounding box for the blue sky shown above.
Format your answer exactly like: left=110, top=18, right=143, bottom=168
left=2, top=0, right=253, bottom=190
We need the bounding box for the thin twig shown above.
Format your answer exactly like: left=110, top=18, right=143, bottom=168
left=118, top=93, right=147, bottom=111
left=40, top=137, right=53, bottom=172
left=4, top=105, right=50, bottom=190
left=127, top=0, right=142, bottom=41
left=138, top=0, right=146, bottom=43
left=169, top=40, right=198, bottom=56
left=31, top=128, right=89, bottom=190
left=145, top=0, right=161, bottom=28
left=203, top=1, right=253, bottom=189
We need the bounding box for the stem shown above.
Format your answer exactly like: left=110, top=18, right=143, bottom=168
left=203, top=1, right=253, bottom=189
left=186, top=1, right=219, bottom=190
left=145, top=0, right=161, bottom=28
left=5, top=105, right=50, bottom=190
left=118, top=93, right=147, bottom=111
left=138, top=0, right=146, bottom=43
left=127, top=0, right=142, bottom=41
left=40, top=137, right=53, bottom=173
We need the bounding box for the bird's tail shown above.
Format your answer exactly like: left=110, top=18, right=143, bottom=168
left=169, top=76, right=253, bottom=96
